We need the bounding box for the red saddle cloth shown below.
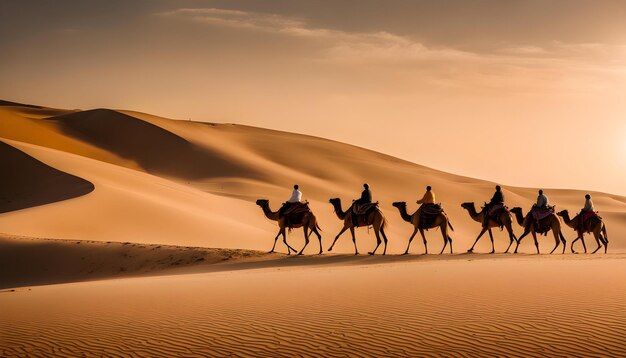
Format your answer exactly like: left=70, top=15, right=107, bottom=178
left=580, top=211, right=601, bottom=232
left=531, top=205, right=554, bottom=222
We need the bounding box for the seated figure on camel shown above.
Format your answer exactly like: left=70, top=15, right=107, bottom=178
left=528, top=189, right=556, bottom=229
left=350, top=183, right=379, bottom=226
left=483, top=185, right=508, bottom=228
left=327, top=183, right=388, bottom=255
left=510, top=190, right=566, bottom=254
left=392, top=185, right=453, bottom=255
left=278, top=184, right=311, bottom=227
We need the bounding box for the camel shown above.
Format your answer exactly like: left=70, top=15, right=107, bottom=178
left=510, top=207, right=566, bottom=254
left=460, top=202, right=518, bottom=253
left=327, top=198, right=389, bottom=255
left=255, top=199, right=323, bottom=255
left=391, top=202, right=453, bottom=255
left=557, top=209, right=608, bottom=254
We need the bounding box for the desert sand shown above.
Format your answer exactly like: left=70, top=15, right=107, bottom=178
left=1, top=100, right=625, bottom=356
left=2, top=252, right=625, bottom=357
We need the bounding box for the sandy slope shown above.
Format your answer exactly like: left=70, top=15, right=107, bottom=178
left=2, top=254, right=625, bottom=357
left=1, top=101, right=625, bottom=256
left=0, top=235, right=270, bottom=289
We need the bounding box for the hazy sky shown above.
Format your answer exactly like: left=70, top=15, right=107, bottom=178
left=1, top=0, right=625, bottom=195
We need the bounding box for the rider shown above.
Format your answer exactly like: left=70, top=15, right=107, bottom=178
left=279, top=184, right=302, bottom=217
left=352, top=183, right=372, bottom=225
left=354, top=183, right=372, bottom=206
left=536, top=189, right=549, bottom=208
left=483, top=185, right=504, bottom=227
left=581, top=194, right=594, bottom=213
left=416, top=185, right=435, bottom=227
left=579, top=194, right=595, bottom=229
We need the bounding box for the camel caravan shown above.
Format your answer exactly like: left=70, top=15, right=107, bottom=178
left=256, top=184, right=609, bottom=256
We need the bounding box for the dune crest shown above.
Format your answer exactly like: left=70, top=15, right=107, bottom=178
left=0, top=101, right=624, bottom=254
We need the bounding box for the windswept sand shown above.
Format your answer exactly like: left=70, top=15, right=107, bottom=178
left=2, top=254, right=625, bottom=357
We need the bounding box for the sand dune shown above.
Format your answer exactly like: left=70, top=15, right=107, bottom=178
left=2, top=254, right=625, bottom=357
left=1, top=101, right=625, bottom=256
left=0, top=140, right=94, bottom=213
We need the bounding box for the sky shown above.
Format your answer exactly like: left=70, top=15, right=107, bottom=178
left=1, top=0, right=625, bottom=195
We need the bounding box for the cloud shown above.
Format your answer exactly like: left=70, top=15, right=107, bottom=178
left=156, top=8, right=626, bottom=94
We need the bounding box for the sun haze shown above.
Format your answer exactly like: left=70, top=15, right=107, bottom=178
left=1, top=0, right=625, bottom=195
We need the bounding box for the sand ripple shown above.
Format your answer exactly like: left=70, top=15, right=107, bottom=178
left=1, top=257, right=625, bottom=357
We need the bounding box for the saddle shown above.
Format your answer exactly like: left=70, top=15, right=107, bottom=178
left=281, top=202, right=311, bottom=228
left=578, top=211, right=601, bottom=232
left=419, top=203, right=443, bottom=229
left=527, top=205, right=555, bottom=234
left=351, top=202, right=379, bottom=226
left=484, top=203, right=508, bottom=228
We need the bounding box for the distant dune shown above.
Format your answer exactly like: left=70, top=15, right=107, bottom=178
left=1, top=100, right=625, bottom=256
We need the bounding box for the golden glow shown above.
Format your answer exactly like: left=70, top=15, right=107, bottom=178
left=1, top=2, right=625, bottom=194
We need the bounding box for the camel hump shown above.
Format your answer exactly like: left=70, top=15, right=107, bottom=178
left=284, top=202, right=311, bottom=216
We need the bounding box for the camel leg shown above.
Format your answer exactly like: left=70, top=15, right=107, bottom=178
left=549, top=229, right=560, bottom=254
left=269, top=231, right=281, bottom=253
left=467, top=228, right=488, bottom=253
left=419, top=229, right=428, bottom=255
left=439, top=223, right=450, bottom=255
left=559, top=231, right=567, bottom=254
left=591, top=232, right=603, bottom=254
left=298, top=226, right=310, bottom=255
left=570, top=235, right=581, bottom=253
left=531, top=231, right=539, bottom=254
left=601, top=226, right=608, bottom=253
left=328, top=226, right=349, bottom=252
left=369, top=227, right=382, bottom=255
left=504, top=229, right=516, bottom=254
left=580, top=233, right=588, bottom=253
left=488, top=229, right=495, bottom=254
left=311, top=226, right=323, bottom=255
left=404, top=227, right=418, bottom=255
left=514, top=230, right=530, bottom=254
left=380, top=226, right=388, bottom=255
left=350, top=227, right=359, bottom=255
left=282, top=229, right=297, bottom=255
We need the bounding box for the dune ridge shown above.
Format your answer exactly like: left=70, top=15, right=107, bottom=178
left=0, top=101, right=624, bottom=256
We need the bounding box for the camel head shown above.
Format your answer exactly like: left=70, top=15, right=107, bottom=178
left=392, top=202, right=406, bottom=208
left=556, top=209, right=568, bottom=217
left=461, top=202, right=475, bottom=210
left=510, top=207, right=523, bottom=215
left=329, top=198, right=341, bottom=205
left=255, top=199, right=269, bottom=208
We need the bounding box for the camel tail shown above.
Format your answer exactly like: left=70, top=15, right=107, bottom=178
left=447, top=220, right=455, bottom=232
left=316, top=222, right=323, bottom=232
left=602, top=224, right=608, bottom=242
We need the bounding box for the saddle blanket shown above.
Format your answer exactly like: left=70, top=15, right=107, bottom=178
left=284, top=202, right=311, bottom=216
left=352, top=202, right=379, bottom=215
left=531, top=205, right=554, bottom=222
